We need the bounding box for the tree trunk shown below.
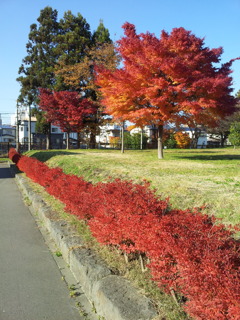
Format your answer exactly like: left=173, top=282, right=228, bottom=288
left=140, top=128, right=143, bottom=150
left=90, top=131, right=96, bottom=149
left=121, top=121, right=125, bottom=154
left=77, top=132, right=81, bottom=149
left=220, top=133, right=228, bottom=148
left=66, top=132, right=69, bottom=150
left=46, top=123, right=52, bottom=150
left=192, top=128, right=201, bottom=148
left=157, top=124, right=164, bottom=159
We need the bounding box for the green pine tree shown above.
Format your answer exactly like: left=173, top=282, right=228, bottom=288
left=17, top=6, right=59, bottom=105
left=93, top=20, right=112, bottom=44
left=56, top=11, right=92, bottom=65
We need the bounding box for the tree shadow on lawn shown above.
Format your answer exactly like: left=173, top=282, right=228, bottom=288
left=29, top=150, right=82, bottom=162
left=178, top=154, right=240, bottom=161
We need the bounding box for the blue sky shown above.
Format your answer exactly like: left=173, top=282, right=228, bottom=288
left=0, top=0, right=239, bottom=123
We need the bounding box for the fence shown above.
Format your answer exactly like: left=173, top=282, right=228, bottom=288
left=1, top=140, right=224, bottom=155
left=15, top=140, right=158, bottom=152
left=0, top=142, right=15, bottom=158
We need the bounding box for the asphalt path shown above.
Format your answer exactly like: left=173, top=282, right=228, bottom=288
left=0, top=162, right=83, bottom=320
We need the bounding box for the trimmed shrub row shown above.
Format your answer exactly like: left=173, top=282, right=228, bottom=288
left=9, top=148, right=240, bottom=320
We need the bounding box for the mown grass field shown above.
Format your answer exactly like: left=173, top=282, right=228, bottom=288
left=27, top=147, right=240, bottom=229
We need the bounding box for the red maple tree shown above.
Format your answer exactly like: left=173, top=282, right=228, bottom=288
left=96, top=23, right=238, bottom=158
left=38, top=88, right=97, bottom=148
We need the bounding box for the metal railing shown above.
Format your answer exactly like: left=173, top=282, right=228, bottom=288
left=0, top=140, right=225, bottom=157
left=0, top=142, right=16, bottom=158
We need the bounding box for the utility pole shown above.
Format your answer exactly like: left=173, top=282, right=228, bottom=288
left=16, top=102, right=20, bottom=152
left=28, top=104, right=31, bottom=151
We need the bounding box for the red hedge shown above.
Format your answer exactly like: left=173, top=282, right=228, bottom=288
left=9, top=148, right=240, bottom=320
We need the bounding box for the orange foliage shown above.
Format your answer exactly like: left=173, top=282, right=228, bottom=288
left=96, top=23, right=237, bottom=128
left=174, top=131, right=191, bottom=149
left=126, top=124, right=137, bottom=132
left=109, top=136, right=120, bottom=147
left=55, top=43, right=119, bottom=93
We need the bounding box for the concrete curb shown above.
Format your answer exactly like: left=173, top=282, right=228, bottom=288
left=14, top=170, right=158, bottom=320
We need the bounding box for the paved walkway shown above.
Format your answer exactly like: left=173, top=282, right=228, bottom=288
left=0, top=162, right=92, bottom=320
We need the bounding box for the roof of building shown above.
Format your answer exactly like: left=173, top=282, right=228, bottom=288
left=21, top=117, right=37, bottom=122
left=0, top=124, right=15, bottom=129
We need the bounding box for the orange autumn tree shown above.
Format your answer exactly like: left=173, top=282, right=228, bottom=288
left=109, top=136, right=120, bottom=148
left=96, top=23, right=238, bottom=159
left=174, top=131, right=191, bottom=149
left=55, top=42, right=119, bottom=92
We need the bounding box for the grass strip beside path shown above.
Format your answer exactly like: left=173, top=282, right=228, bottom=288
left=27, top=148, right=240, bottom=230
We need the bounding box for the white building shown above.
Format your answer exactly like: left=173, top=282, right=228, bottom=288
left=180, top=127, right=207, bottom=147
left=180, top=126, right=226, bottom=148
left=128, top=124, right=222, bottom=148
left=127, top=124, right=157, bottom=142
left=11, top=109, right=78, bottom=147
left=96, top=123, right=122, bottom=143
left=0, top=125, right=16, bottom=143
left=10, top=106, right=226, bottom=149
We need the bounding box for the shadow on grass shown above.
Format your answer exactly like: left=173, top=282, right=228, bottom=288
left=28, top=150, right=81, bottom=162
left=177, top=154, right=240, bottom=161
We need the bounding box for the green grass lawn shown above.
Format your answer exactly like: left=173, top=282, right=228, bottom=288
left=27, top=147, right=240, bottom=229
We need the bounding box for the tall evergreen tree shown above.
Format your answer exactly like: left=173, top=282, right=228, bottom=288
left=85, top=20, right=115, bottom=146
left=17, top=6, right=59, bottom=105
left=17, top=7, right=115, bottom=148
left=57, top=11, right=92, bottom=63
left=17, top=8, right=96, bottom=101
left=93, top=20, right=112, bottom=44
left=55, top=20, right=117, bottom=146
left=54, top=11, right=93, bottom=91
left=17, top=6, right=59, bottom=148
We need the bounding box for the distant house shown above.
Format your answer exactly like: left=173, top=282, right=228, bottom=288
left=127, top=124, right=157, bottom=142
left=179, top=126, right=207, bottom=148
left=0, top=124, right=16, bottom=144
left=11, top=109, right=78, bottom=148
left=128, top=124, right=226, bottom=148
left=96, top=123, right=122, bottom=144
left=10, top=106, right=229, bottom=149
left=179, top=126, right=228, bottom=148
left=18, top=118, right=37, bottom=144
